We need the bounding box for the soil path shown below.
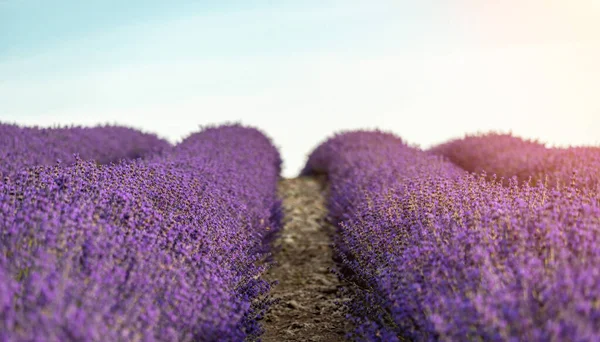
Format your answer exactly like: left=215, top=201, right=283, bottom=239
left=261, top=177, right=348, bottom=342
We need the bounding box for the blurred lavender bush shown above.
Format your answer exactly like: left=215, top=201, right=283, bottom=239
left=0, top=123, right=171, bottom=178
left=0, top=124, right=282, bottom=341
left=431, top=132, right=600, bottom=190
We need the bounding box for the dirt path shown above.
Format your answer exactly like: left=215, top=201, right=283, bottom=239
left=261, top=177, right=348, bottom=342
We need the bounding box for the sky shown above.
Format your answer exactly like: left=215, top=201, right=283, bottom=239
left=1, top=0, right=599, bottom=177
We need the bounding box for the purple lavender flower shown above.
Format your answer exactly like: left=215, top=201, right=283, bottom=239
left=1, top=124, right=282, bottom=341
left=304, top=130, right=600, bottom=341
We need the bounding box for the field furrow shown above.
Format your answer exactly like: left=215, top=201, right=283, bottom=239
left=262, top=177, right=349, bottom=342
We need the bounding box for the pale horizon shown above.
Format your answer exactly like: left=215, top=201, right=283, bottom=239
left=2, top=0, right=599, bottom=177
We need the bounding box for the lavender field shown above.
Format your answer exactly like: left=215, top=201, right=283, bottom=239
left=1, top=124, right=282, bottom=341
left=1, top=123, right=600, bottom=341
left=303, top=131, right=600, bottom=341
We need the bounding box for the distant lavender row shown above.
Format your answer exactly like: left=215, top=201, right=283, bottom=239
left=0, top=125, right=282, bottom=341
left=431, top=132, right=600, bottom=190
left=303, top=131, right=600, bottom=341
left=0, top=123, right=171, bottom=177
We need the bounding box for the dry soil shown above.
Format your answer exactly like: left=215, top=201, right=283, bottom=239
left=261, top=177, right=350, bottom=342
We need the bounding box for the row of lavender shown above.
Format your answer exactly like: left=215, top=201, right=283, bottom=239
left=303, top=131, right=600, bottom=341
left=0, top=123, right=171, bottom=178
left=0, top=124, right=282, bottom=341
left=431, top=132, right=600, bottom=190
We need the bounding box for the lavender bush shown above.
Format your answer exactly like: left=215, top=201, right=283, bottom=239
left=303, top=131, right=600, bottom=341
left=0, top=123, right=171, bottom=177
left=1, top=124, right=282, bottom=341
left=430, top=132, right=600, bottom=190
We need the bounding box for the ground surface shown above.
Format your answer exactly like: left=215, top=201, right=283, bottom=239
left=261, top=177, right=349, bottom=342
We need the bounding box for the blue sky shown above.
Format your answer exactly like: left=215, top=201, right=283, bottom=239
left=1, top=1, right=439, bottom=65
left=1, top=1, right=599, bottom=176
